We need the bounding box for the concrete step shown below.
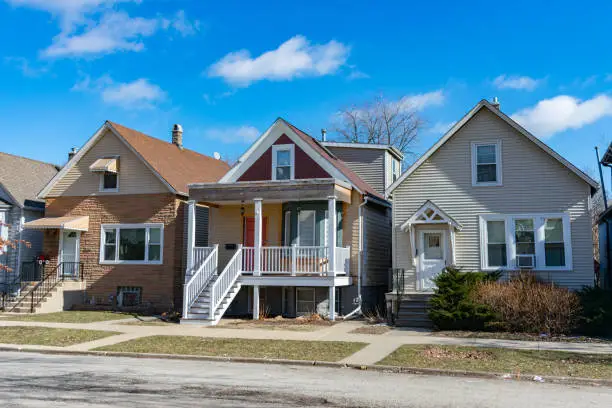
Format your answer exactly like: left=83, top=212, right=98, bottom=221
left=395, top=318, right=434, bottom=328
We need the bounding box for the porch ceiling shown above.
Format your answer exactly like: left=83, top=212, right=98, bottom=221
left=188, top=178, right=352, bottom=204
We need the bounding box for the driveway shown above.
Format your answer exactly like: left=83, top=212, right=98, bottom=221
left=0, top=351, right=610, bottom=407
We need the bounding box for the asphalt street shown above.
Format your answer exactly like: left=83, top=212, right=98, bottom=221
left=0, top=351, right=610, bottom=407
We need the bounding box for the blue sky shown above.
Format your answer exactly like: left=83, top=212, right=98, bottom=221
left=1, top=0, right=611, bottom=179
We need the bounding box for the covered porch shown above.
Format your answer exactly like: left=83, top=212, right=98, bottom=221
left=183, top=179, right=355, bottom=323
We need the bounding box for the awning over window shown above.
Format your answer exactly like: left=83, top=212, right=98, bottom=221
left=23, top=216, right=89, bottom=231
left=89, top=158, right=118, bottom=173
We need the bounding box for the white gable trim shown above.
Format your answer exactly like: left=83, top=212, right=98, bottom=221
left=220, top=119, right=355, bottom=189
left=400, top=200, right=463, bottom=231
left=38, top=122, right=176, bottom=199
left=386, top=100, right=599, bottom=195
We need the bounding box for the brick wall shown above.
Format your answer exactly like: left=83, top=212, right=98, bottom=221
left=43, top=194, right=183, bottom=311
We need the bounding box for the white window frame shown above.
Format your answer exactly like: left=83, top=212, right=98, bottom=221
left=99, top=223, right=164, bottom=265
left=296, top=287, right=316, bottom=316
left=479, top=213, right=572, bottom=271
left=284, top=210, right=291, bottom=245
left=0, top=210, right=8, bottom=255
left=471, top=141, right=502, bottom=187
left=297, top=210, right=316, bottom=246
left=271, top=144, right=295, bottom=181
left=99, top=171, right=119, bottom=193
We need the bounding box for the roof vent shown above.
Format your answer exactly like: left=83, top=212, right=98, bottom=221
left=491, top=97, right=500, bottom=109
left=172, top=124, right=183, bottom=149
left=68, top=147, right=78, bottom=161
left=321, top=128, right=327, bottom=142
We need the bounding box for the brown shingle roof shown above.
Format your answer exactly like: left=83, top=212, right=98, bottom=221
left=282, top=120, right=385, bottom=200
left=108, top=121, right=230, bottom=195
left=0, top=152, right=58, bottom=208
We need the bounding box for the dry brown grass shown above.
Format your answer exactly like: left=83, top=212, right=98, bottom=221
left=349, top=325, right=391, bottom=335
left=472, top=274, right=582, bottom=335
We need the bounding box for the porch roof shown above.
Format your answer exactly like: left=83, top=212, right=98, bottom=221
left=23, top=215, right=89, bottom=232
left=188, top=178, right=353, bottom=204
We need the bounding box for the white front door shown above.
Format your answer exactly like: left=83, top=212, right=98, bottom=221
left=60, top=230, right=80, bottom=278
left=418, top=230, right=447, bottom=291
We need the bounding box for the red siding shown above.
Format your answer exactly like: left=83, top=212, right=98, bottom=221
left=238, top=134, right=330, bottom=181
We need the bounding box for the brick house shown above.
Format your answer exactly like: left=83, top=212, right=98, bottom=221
left=22, top=122, right=228, bottom=312
left=182, top=118, right=399, bottom=324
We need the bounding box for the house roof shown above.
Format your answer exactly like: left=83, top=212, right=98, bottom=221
left=39, top=121, right=230, bottom=198
left=386, top=99, right=599, bottom=195
left=108, top=122, right=230, bottom=195
left=601, top=142, right=612, bottom=166
left=0, top=152, right=58, bottom=208
left=321, top=141, right=404, bottom=161
left=281, top=120, right=384, bottom=199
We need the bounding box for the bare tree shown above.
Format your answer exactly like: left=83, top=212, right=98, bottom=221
left=334, top=94, right=422, bottom=161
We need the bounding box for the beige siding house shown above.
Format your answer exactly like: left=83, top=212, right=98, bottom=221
left=386, top=99, right=598, bottom=321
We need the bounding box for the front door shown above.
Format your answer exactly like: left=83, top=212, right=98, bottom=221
left=243, top=217, right=268, bottom=246
left=418, top=230, right=446, bottom=291
left=61, top=230, right=80, bottom=278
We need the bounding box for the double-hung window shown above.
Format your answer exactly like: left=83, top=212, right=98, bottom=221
left=297, top=210, right=316, bottom=246
left=101, top=224, right=163, bottom=264
left=480, top=214, right=571, bottom=270
left=272, top=144, right=295, bottom=180
left=472, top=142, right=502, bottom=186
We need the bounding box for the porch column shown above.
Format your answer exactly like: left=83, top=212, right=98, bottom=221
left=327, top=196, right=337, bottom=276
left=254, top=198, right=263, bottom=277
left=253, top=285, right=260, bottom=320
left=186, top=200, right=196, bottom=274
left=329, top=286, right=336, bottom=321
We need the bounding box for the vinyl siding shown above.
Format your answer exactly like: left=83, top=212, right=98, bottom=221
left=363, top=203, right=391, bottom=286
left=392, top=108, right=594, bottom=290
left=47, top=129, right=168, bottom=197
left=343, top=190, right=361, bottom=280
left=326, top=147, right=385, bottom=196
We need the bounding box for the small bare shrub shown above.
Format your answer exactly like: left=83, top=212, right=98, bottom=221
left=472, top=274, right=581, bottom=335
left=364, top=306, right=386, bottom=324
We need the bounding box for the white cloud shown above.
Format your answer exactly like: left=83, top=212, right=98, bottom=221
left=511, top=94, right=612, bottom=138
left=163, top=10, right=200, bottom=37
left=208, top=35, right=350, bottom=87
left=204, top=126, right=260, bottom=144
left=493, top=75, right=541, bottom=91
left=347, top=69, right=369, bottom=80
left=428, top=121, right=456, bottom=134
left=4, top=56, right=49, bottom=77
left=398, top=90, right=445, bottom=111
left=72, top=75, right=165, bottom=109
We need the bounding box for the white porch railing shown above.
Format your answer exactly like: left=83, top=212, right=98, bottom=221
left=335, top=246, right=350, bottom=275
left=191, top=246, right=214, bottom=274
left=240, top=246, right=349, bottom=276
left=210, top=245, right=243, bottom=318
left=183, top=245, right=218, bottom=318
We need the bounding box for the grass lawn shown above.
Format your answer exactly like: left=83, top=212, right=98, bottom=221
left=0, top=311, right=137, bottom=324
left=350, top=326, right=391, bottom=335
left=0, top=326, right=119, bottom=347
left=378, top=344, right=612, bottom=379
left=434, top=330, right=612, bottom=344
left=214, top=319, right=328, bottom=332
left=96, top=336, right=366, bottom=362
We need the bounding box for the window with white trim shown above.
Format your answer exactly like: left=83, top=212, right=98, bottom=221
left=272, top=144, right=295, bottom=180
left=480, top=214, right=571, bottom=270
left=472, top=142, right=501, bottom=186
left=0, top=210, right=8, bottom=255
left=284, top=210, right=291, bottom=245
left=297, top=210, right=316, bottom=246
left=100, top=171, right=118, bottom=192
left=100, top=224, right=163, bottom=264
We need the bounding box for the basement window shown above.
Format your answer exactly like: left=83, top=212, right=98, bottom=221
left=117, top=286, right=142, bottom=307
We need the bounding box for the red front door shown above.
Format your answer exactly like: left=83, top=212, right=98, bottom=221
left=243, top=217, right=268, bottom=246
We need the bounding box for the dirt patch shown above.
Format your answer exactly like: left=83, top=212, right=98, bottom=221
left=216, top=315, right=334, bottom=331
left=421, top=345, right=493, bottom=361
left=349, top=326, right=390, bottom=335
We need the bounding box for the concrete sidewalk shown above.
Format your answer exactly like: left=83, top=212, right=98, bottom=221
left=1, top=317, right=611, bottom=365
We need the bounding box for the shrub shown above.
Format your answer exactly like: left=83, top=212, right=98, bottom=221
left=577, top=287, right=612, bottom=337
left=428, top=267, right=499, bottom=330
left=472, top=273, right=581, bottom=335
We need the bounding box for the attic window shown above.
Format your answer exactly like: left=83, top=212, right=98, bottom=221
left=101, top=172, right=118, bottom=191
left=90, top=157, right=119, bottom=192
left=472, top=142, right=502, bottom=186
left=272, top=145, right=295, bottom=181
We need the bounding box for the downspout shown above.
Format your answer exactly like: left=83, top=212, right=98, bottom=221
left=16, top=208, right=24, bottom=280
left=343, top=196, right=367, bottom=319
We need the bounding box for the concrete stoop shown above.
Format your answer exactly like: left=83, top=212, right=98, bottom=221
left=3, top=281, right=86, bottom=314
left=394, top=293, right=433, bottom=328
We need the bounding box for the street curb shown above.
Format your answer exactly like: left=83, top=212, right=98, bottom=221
left=0, top=346, right=610, bottom=388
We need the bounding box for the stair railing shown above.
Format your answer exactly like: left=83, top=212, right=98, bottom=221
left=183, top=245, right=218, bottom=318
left=209, top=245, right=242, bottom=320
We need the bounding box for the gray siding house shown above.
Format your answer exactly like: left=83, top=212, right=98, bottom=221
left=386, top=99, right=598, bottom=322
left=0, top=152, right=59, bottom=291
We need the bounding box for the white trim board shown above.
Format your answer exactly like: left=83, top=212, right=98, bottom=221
left=386, top=100, right=599, bottom=195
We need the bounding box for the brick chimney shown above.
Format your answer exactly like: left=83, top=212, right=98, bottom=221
left=172, top=124, right=183, bottom=149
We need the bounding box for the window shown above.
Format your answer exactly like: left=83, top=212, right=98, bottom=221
left=297, top=210, right=316, bottom=246
left=100, top=224, right=163, bottom=264
left=472, top=142, right=501, bottom=186
left=485, top=220, right=507, bottom=267
left=272, top=144, right=295, bottom=180
left=296, top=287, right=316, bottom=316
left=0, top=210, right=7, bottom=255
left=284, top=210, right=291, bottom=245
left=392, top=159, right=398, bottom=182
left=100, top=171, right=118, bottom=192
left=480, top=214, right=571, bottom=270
left=117, top=286, right=141, bottom=307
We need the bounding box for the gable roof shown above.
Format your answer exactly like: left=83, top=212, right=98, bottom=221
left=387, top=99, right=599, bottom=195
left=220, top=118, right=384, bottom=199
left=39, top=121, right=230, bottom=198
left=0, top=152, right=58, bottom=208
left=400, top=200, right=463, bottom=231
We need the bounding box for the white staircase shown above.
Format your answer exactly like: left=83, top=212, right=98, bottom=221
left=181, top=245, right=243, bottom=325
